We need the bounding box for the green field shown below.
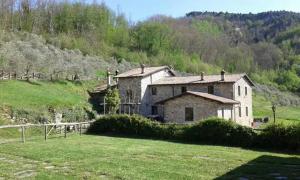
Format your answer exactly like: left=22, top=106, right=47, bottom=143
left=253, top=93, right=300, bottom=124
left=0, top=135, right=299, bottom=179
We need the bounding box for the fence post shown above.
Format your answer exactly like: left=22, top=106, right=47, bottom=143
left=21, top=126, right=25, bottom=143
left=44, top=125, right=47, bottom=141
left=64, top=125, right=67, bottom=138
left=79, top=123, right=82, bottom=136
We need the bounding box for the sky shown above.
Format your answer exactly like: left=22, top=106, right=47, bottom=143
left=88, top=0, right=300, bottom=22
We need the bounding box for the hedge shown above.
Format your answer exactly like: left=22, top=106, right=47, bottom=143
left=87, top=114, right=300, bottom=152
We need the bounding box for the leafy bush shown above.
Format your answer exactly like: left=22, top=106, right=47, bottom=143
left=88, top=115, right=255, bottom=147
left=256, top=123, right=300, bottom=151
left=87, top=114, right=175, bottom=139
left=181, top=118, right=255, bottom=147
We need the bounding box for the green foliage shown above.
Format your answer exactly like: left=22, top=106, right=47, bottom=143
left=105, top=88, right=121, bottom=114
left=257, top=123, right=300, bottom=151
left=192, top=20, right=222, bottom=37
left=275, top=71, right=300, bottom=92
left=0, top=2, right=299, bottom=92
left=87, top=114, right=168, bottom=138
left=131, top=22, right=174, bottom=56
left=182, top=118, right=255, bottom=147
left=95, top=70, right=107, bottom=78
left=88, top=114, right=300, bottom=151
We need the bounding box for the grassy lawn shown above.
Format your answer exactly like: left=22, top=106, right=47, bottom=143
left=0, top=134, right=299, bottom=179
left=253, top=93, right=300, bottom=124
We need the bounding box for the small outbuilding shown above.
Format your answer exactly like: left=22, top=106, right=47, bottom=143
left=156, top=91, right=239, bottom=123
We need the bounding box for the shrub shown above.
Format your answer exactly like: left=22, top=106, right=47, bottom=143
left=87, top=114, right=175, bottom=139
left=87, top=115, right=255, bottom=147
left=182, top=118, right=255, bottom=147
left=257, top=123, right=300, bottom=151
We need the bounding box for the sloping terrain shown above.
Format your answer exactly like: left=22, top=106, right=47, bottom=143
left=0, top=31, right=135, bottom=80
left=0, top=80, right=99, bottom=124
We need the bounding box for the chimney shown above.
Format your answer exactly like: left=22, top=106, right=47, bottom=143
left=107, top=68, right=111, bottom=87
left=200, top=72, right=204, bottom=81
left=115, top=69, right=119, bottom=83
left=221, top=69, right=225, bottom=81
left=140, top=64, right=145, bottom=74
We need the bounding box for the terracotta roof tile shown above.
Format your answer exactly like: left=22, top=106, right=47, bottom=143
left=150, top=73, right=254, bottom=86
left=115, top=66, right=173, bottom=78
left=156, top=91, right=239, bottom=104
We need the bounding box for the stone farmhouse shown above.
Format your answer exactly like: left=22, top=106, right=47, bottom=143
left=96, top=65, right=255, bottom=127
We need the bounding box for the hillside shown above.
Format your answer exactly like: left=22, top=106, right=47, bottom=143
left=0, top=80, right=99, bottom=124
left=186, top=11, right=300, bottom=43
left=0, top=2, right=299, bottom=92
left=0, top=1, right=299, bottom=125
left=0, top=31, right=135, bottom=80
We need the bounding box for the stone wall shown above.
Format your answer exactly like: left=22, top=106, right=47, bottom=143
left=163, top=95, right=234, bottom=123
left=150, top=82, right=234, bottom=117
left=117, top=68, right=172, bottom=116
left=151, top=82, right=234, bottom=103
left=141, top=69, right=173, bottom=115
left=233, top=78, right=253, bottom=127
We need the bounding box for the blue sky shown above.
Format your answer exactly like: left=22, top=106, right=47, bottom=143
left=98, top=0, right=300, bottom=22
left=87, top=0, right=300, bottom=22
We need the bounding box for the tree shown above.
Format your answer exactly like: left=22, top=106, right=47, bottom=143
left=131, top=21, right=174, bottom=56
left=105, top=88, right=120, bottom=114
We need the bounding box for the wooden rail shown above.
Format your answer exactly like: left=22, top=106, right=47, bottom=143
left=0, top=121, right=95, bottom=143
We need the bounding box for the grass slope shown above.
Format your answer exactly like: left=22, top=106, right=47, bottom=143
left=0, top=135, right=299, bottom=179
left=253, top=93, right=300, bottom=124
left=0, top=80, right=96, bottom=110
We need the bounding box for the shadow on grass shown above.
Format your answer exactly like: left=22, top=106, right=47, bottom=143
left=17, top=80, right=41, bottom=86
left=215, top=155, right=300, bottom=179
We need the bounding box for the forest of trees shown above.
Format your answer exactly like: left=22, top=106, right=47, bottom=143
left=0, top=0, right=299, bottom=93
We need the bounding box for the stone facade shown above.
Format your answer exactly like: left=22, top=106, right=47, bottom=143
left=233, top=78, right=253, bottom=126
left=114, top=66, right=254, bottom=127
left=117, top=68, right=173, bottom=115
left=163, top=95, right=234, bottom=123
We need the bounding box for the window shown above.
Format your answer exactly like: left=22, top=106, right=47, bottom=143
left=181, top=86, right=187, bottom=93
left=152, top=87, right=157, bottom=95
left=151, top=106, right=158, bottom=115
left=238, top=86, right=241, bottom=96
left=239, top=107, right=242, bottom=117
left=245, top=87, right=248, bottom=96
left=185, top=107, right=194, bottom=121
left=208, top=85, right=214, bottom=94
left=126, top=89, right=133, bottom=100
left=246, top=107, right=248, bottom=116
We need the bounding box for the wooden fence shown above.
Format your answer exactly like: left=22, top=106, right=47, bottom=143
left=0, top=70, right=98, bottom=81
left=0, top=121, right=94, bottom=143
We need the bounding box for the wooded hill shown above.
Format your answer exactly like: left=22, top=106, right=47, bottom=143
left=0, top=1, right=299, bottom=93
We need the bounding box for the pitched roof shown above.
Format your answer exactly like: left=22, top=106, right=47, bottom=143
left=150, top=73, right=255, bottom=86
left=115, top=66, right=174, bottom=78
left=90, top=83, right=117, bottom=94
left=156, top=91, right=239, bottom=104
